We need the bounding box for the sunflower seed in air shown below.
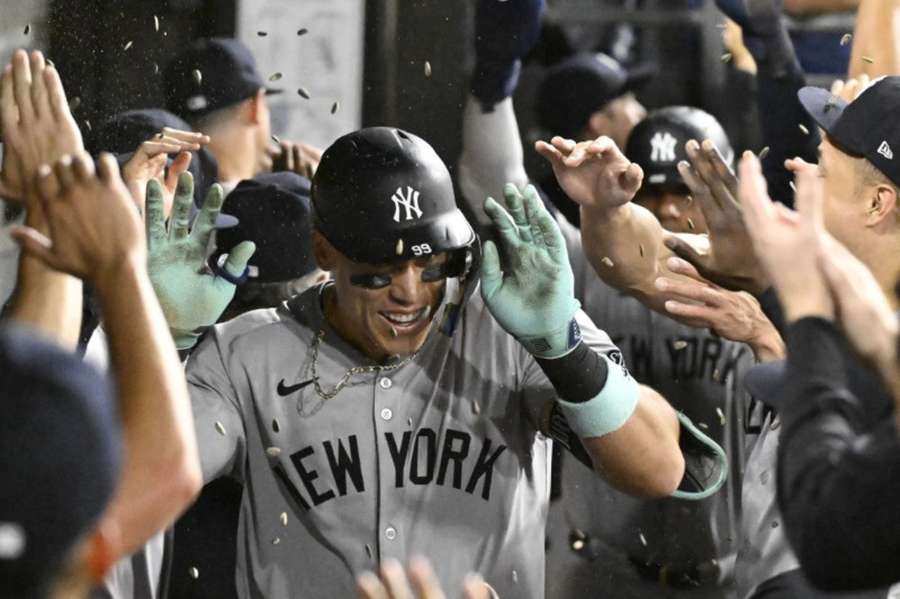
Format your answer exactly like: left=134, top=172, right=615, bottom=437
left=297, top=28, right=308, bottom=36
left=266, top=447, right=282, bottom=457
left=154, top=15, right=160, bottom=32
left=331, top=101, right=339, bottom=114
left=272, top=537, right=281, bottom=545
left=674, top=341, right=688, bottom=351
left=395, top=239, right=404, bottom=255
left=268, top=72, right=283, bottom=82
left=193, top=69, right=202, bottom=85
left=698, top=422, right=709, bottom=430
left=272, top=418, right=280, bottom=433
left=840, top=33, right=852, bottom=46
left=721, top=52, right=732, bottom=63
left=639, top=533, right=647, bottom=546
left=258, top=31, right=268, bottom=37
left=297, top=87, right=310, bottom=99
left=687, top=217, right=695, bottom=230
left=215, top=421, right=226, bottom=436
left=717, top=407, right=726, bottom=425
left=600, top=257, right=614, bottom=268
left=789, top=181, right=797, bottom=193
left=280, top=512, right=288, bottom=526
left=271, top=134, right=281, bottom=144
left=153, top=62, right=159, bottom=74
left=83, top=119, right=92, bottom=132
left=798, top=123, right=809, bottom=135
left=758, top=146, right=770, bottom=160
left=189, top=567, right=199, bottom=579
left=862, top=55, right=874, bottom=64
left=639, top=244, right=644, bottom=257
left=123, top=41, right=133, bottom=51
left=23, top=24, right=30, bottom=35
left=424, top=61, right=432, bottom=77
left=69, top=97, right=81, bottom=111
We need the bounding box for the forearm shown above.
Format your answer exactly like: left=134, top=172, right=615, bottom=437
left=458, top=95, right=530, bottom=232
left=848, top=0, right=900, bottom=78
left=783, top=0, right=858, bottom=15
left=748, top=322, right=787, bottom=362
left=97, top=257, right=201, bottom=557
left=580, top=202, right=672, bottom=307
left=8, top=208, right=82, bottom=350
left=581, top=386, right=684, bottom=497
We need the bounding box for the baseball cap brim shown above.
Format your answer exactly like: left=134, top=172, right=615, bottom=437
left=623, top=62, right=656, bottom=94
left=742, top=360, right=787, bottom=409
left=265, top=88, right=283, bottom=96
left=798, top=86, right=848, bottom=139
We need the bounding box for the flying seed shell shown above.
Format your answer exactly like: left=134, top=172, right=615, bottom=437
left=154, top=15, right=160, bottom=32
left=721, top=52, right=732, bottom=63
left=572, top=539, right=585, bottom=551
left=713, top=368, right=721, bottom=382
left=153, top=62, right=159, bottom=74
left=600, top=256, right=614, bottom=268
left=272, top=537, right=281, bottom=545
left=280, top=512, right=288, bottom=526
left=687, top=217, right=695, bottom=230
left=123, top=41, right=133, bottom=51
left=698, top=422, right=709, bottom=429
left=407, top=417, right=412, bottom=427
left=268, top=72, right=283, bottom=82
left=331, top=101, right=339, bottom=114
left=189, top=567, right=199, bottom=579
left=389, top=326, right=398, bottom=338
left=638, top=244, right=644, bottom=257
left=297, top=87, right=310, bottom=99
left=424, top=61, right=432, bottom=77
left=215, top=421, right=226, bottom=436
left=717, top=407, right=726, bottom=425
left=258, top=31, right=268, bottom=37
left=862, top=55, right=874, bottom=64
left=758, top=146, right=770, bottom=160
left=23, top=24, right=30, bottom=35
left=673, top=340, right=688, bottom=350
left=266, top=447, right=282, bottom=457
left=365, top=543, right=373, bottom=558
left=639, top=533, right=647, bottom=546
left=272, top=418, right=280, bottom=433
left=271, top=134, right=281, bottom=144
left=193, top=69, right=202, bottom=85
left=46, top=58, right=54, bottom=68
left=840, top=33, right=852, bottom=46
left=686, top=195, right=693, bottom=205
left=472, top=401, right=481, bottom=415
left=69, top=97, right=81, bottom=111
left=395, top=239, right=404, bottom=255
left=83, top=119, right=92, bottom=132
left=789, top=181, right=797, bottom=193
left=798, top=123, right=809, bottom=135
left=297, top=28, right=308, bottom=36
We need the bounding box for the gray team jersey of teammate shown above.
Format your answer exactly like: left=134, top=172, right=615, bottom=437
left=185, top=279, right=623, bottom=599
left=546, top=216, right=751, bottom=597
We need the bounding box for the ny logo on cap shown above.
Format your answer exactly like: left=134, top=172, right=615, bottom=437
left=391, top=186, right=423, bottom=222
left=877, top=141, right=894, bottom=160
left=650, top=132, right=678, bottom=163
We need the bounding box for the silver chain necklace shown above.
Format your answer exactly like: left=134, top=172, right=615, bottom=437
left=309, top=330, right=419, bottom=400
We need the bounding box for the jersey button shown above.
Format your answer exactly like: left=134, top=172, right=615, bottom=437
left=380, top=408, right=393, bottom=421
left=379, top=377, right=393, bottom=389
left=384, top=526, right=397, bottom=541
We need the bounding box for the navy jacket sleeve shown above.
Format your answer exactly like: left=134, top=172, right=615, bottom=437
left=776, top=317, right=900, bottom=591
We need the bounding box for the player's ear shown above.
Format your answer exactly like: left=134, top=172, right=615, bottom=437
left=245, top=89, right=266, bottom=125
left=312, top=230, right=338, bottom=271
left=865, top=183, right=897, bottom=227
left=587, top=110, right=610, bottom=140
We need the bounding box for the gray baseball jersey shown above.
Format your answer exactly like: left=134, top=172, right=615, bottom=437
left=185, top=279, right=622, bottom=599
left=546, top=215, right=752, bottom=595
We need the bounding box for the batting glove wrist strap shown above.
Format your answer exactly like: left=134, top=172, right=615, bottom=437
left=519, top=317, right=582, bottom=359
left=556, top=354, right=638, bottom=438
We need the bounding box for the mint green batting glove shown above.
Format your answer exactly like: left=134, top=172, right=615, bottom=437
left=480, top=183, right=581, bottom=358
left=146, top=173, right=255, bottom=349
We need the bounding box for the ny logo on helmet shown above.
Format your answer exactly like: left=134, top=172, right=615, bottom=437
left=391, top=186, right=423, bottom=222
left=650, top=131, right=678, bottom=163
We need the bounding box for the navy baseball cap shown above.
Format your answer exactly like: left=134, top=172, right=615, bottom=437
left=90, top=109, right=237, bottom=229
left=165, top=38, right=281, bottom=119
left=215, top=172, right=317, bottom=283
left=537, top=53, right=654, bottom=139
left=799, top=76, right=900, bottom=187
left=0, top=325, right=121, bottom=599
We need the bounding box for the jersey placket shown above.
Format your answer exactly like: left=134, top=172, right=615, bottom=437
left=373, top=368, right=406, bottom=563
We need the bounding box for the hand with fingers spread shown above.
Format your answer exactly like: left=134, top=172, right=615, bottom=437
left=356, top=557, right=490, bottom=599
left=10, top=152, right=143, bottom=282
left=122, top=127, right=209, bottom=213
left=271, top=139, right=322, bottom=179
left=664, top=140, right=769, bottom=294
left=830, top=75, right=871, bottom=104
left=0, top=49, right=83, bottom=204
left=535, top=136, right=643, bottom=211
left=146, top=172, right=255, bottom=349
left=655, top=256, right=786, bottom=362
left=738, top=151, right=833, bottom=322
left=480, top=183, right=580, bottom=358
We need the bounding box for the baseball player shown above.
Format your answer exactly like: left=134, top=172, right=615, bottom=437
left=174, top=126, right=714, bottom=598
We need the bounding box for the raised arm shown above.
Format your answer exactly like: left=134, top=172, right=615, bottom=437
left=11, top=153, right=202, bottom=559
left=1, top=50, right=84, bottom=349
left=848, top=0, right=900, bottom=79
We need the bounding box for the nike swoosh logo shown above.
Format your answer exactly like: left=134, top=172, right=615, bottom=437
left=277, top=378, right=316, bottom=396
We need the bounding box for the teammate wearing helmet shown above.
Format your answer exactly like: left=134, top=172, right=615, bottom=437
left=181, top=126, right=701, bottom=598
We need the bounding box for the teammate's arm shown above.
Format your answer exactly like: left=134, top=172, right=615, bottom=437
left=10, top=153, right=202, bottom=559
left=847, top=0, right=900, bottom=79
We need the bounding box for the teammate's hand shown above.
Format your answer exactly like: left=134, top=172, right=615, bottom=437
left=0, top=49, right=83, bottom=207
left=738, top=151, right=833, bottom=322
left=122, top=127, right=209, bottom=214
left=146, top=172, right=255, bottom=349
left=655, top=256, right=785, bottom=362
left=535, top=136, right=643, bottom=210
left=818, top=233, right=898, bottom=377
left=830, top=75, right=871, bottom=104
left=664, top=139, right=769, bottom=295
left=480, top=183, right=580, bottom=358
left=356, top=557, right=490, bottom=599
left=10, top=152, right=144, bottom=285
left=270, top=139, right=322, bottom=179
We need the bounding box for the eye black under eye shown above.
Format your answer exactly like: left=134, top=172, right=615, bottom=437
left=421, top=264, right=448, bottom=282
left=350, top=273, right=392, bottom=289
